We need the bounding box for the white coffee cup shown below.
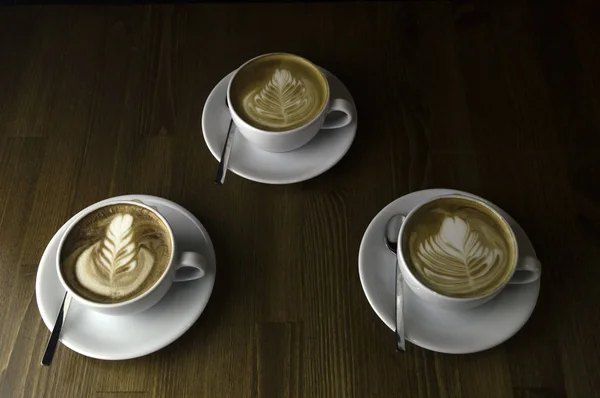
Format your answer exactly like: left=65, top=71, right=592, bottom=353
left=56, top=200, right=207, bottom=316
left=227, top=53, right=354, bottom=153
left=397, top=194, right=541, bottom=311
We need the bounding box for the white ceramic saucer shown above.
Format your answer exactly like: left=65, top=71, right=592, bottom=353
left=359, top=189, right=541, bottom=354
left=202, top=68, right=357, bottom=184
left=35, top=195, right=216, bottom=360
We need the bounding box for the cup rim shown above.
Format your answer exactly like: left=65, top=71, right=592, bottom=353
left=397, top=193, right=519, bottom=302
left=226, top=52, right=331, bottom=135
left=56, top=200, right=176, bottom=309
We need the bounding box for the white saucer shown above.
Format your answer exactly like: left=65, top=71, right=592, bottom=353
left=35, top=195, right=216, bottom=360
left=358, top=189, right=541, bottom=354
left=202, top=68, right=357, bottom=184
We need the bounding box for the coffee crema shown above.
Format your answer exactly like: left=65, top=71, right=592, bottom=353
left=229, top=54, right=328, bottom=131
left=402, top=197, right=516, bottom=298
left=59, top=204, right=172, bottom=304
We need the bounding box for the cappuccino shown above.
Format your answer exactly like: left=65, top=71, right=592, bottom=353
left=59, top=203, right=172, bottom=304
left=229, top=53, right=328, bottom=131
left=401, top=197, right=516, bottom=298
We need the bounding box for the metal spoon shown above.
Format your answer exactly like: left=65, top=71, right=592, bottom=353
left=214, top=97, right=237, bottom=185
left=384, top=214, right=406, bottom=352
left=41, top=292, right=72, bottom=366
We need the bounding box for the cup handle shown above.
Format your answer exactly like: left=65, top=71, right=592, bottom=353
left=174, top=252, right=207, bottom=282
left=508, top=256, right=541, bottom=284
left=321, top=98, right=354, bottom=130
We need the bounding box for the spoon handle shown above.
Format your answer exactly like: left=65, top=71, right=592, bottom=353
left=41, top=292, right=72, bottom=366
left=395, top=261, right=406, bottom=352
left=215, top=105, right=237, bottom=185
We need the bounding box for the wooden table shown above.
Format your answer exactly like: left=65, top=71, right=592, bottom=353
left=1, top=2, right=599, bottom=397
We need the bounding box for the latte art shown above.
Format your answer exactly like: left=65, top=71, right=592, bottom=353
left=229, top=53, right=328, bottom=132
left=60, top=204, right=172, bottom=304
left=403, top=197, right=516, bottom=298
left=414, top=216, right=507, bottom=296
left=242, top=69, right=320, bottom=130
left=75, top=214, right=155, bottom=299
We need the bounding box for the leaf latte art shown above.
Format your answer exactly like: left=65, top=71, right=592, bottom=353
left=74, top=214, right=156, bottom=300
left=416, top=216, right=508, bottom=295
left=242, top=69, right=321, bottom=130
left=405, top=198, right=516, bottom=298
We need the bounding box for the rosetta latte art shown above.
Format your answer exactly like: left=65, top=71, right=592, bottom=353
left=75, top=214, right=155, bottom=300
left=414, top=216, right=508, bottom=296
left=242, top=69, right=320, bottom=129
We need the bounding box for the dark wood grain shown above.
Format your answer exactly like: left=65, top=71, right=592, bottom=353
left=1, top=2, right=599, bottom=397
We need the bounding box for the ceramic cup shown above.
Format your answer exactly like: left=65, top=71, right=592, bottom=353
left=397, top=194, right=542, bottom=311
left=227, top=53, right=354, bottom=152
left=56, top=200, right=207, bottom=316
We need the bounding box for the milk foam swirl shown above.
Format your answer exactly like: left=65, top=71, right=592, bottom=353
left=74, top=214, right=155, bottom=300
left=242, top=69, right=320, bottom=129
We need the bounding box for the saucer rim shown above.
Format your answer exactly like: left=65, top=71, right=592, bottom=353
left=201, top=68, right=357, bottom=185
left=35, top=194, right=216, bottom=360
left=358, top=188, right=541, bottom=354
